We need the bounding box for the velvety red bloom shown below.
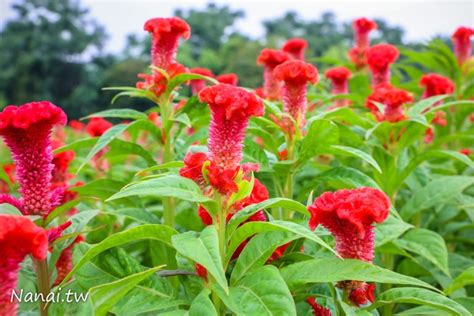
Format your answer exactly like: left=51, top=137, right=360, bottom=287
left=366, top=83, right=413, bottom=122
left=136, top=63, right=187, bottom=96
left=306, top=297, right=332, bottom=316
left=452, top=27, right=474, bottom=65
left=257, top=48, right=291, bottom=100
left=254, top=87, right=266, bottom=99
left=54, top=235, right=84, bottom=286
left=144, top=17, right=190, bottom=69
left=460, top=148, right=472, bottom=156
left=349, top=283, right=375, bottom=306
left=0, top=215, right=48, bottom=315
left=420, top=73, right=455, bottom=98
left=190, top=67, right=214, bottom=94
left=199, top=84, right=264, bottom=170
left=353, top=18, right=377, bottom=49
left=325, top=66, right=352, bottom=107
left=282, top=38, right=308, bottom=60
left=69, top=120, right=85, bottom=131
left=216, top=73, right=239, bottom=86
left=0, top=102, right=67, bottom=216
left=85, top=117, right=113, bottom=137
left=348, top=47, right=368, bottom=69
left=273, top=60, right=318, bottom=128
left=206, top=163, right=239, bottom=195
left=366, top=44, right=399, bottom=85
left=179, top=152, right=208, bottom=187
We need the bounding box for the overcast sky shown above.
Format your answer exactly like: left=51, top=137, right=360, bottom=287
left=1, top=0, right=473, bottom=53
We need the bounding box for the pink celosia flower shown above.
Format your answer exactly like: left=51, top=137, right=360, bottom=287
left=452, top=27, right=474, bottom=65
left=348, top=47, right=368, bottom=70
left=257, top=49, right=291, bottom=100
left=366, top=83, right=413, bottom=122
left=190, top=67, right=214, bottom=94
left=54, top=235, right=84, bottom=286
left=0, top=102, right=67, bottom=216
left=144, top=17, right=190, bottom=69
left=366, top=44, right=399, bottom=85
left=282, top=38, right=308, bottom=60
left=353, top=18, right=377, bottom=49
left=216, top=73, right=239, bottom=86
left=0, top=215, right=48, bottom=315
left=306, top=297, right=332, bottom=316
left=419, top=73, right=455, bottom=98
left=273, top=60, right=318, bottom=128
left=308, top=187, right=390, bottom=306
left=85, top=117, right=113, bottom=137
left=325, top=66, right=352, bottom=108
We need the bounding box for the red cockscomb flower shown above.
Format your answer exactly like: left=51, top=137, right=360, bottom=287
left=0, top=215, right=48, bottom=315
left=257, top=49, right=291, bottom=100
left=353, top=18, right=377, bottom=49
left=144, top=17, right=190, bottom=69
left=85, top=117, right=113, bottom=137
left=460, top=148, right=472, bottom=156
left=190, top=67, right=214, bottom=94
left=179, top=151, right=208, bottom=188
left=325, top=66, right=352, bottom=108
left=452, top=27, right=474, bottom=65
left=420, top=73, right=455, bottom=99
left=348, top=47, right=368, bottom=69
left=282, top=38, right=308, bottom=60
left=69, top=120, right=85, bottom=132
left=136, top=63, right=187, bottom=97
left=0, top=102, right=67, bottom=216
left=366, top=44, right=399, bottom=85
left=51, top=141, right=75, bottom=185
left=216, top=73, right=239, bottom=86
left=366, top=83, right=413, bottom=122
left=53, top=235, right=84, bottom=286
left=306, top=297, right=332, bottom=316
left=273, top=60, right=318, bottom=128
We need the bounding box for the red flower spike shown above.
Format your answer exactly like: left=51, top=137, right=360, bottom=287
left=206, top=163, right=239, bottom=195
left=306, top=297, right=332, bottom=316
left=179, top=152, right=208, bottom=188
left=366, top=44, right=399, bottom=85
left=273, top=60, right=318, bottom=128
left=348, top=47, right=368, bottom=69
left=53, top=235, right=84, bottom=286
left=216, top=73, right=239, bottom=86
left=348, top=282, right=376, bottom=306
left=144, top=17, right=190, bottom=69
left=69, top=120, right=85, bottom=131
left=52, top=143, right=75, bottom=185
left=325, top=66, right=352, bottom=108
left=452, top=27, right=474, bottom=65
left=308, top=187, right=390, bottom=262
left=199, top=84, right=264, bottom=170
left=0, top=102, right=67, bottom=216
left=85, top=117, right=113, bottom=137
left=0, top=215, right=48, bottom=315
left=190, top=67, right=214, bottom=94
left=353, top=18, right=377, bottom=49
left=282, top=38, right=308, bottom=60
left=420, top=73, right=455, bottom=99
left=257, top=48, right=291, bottom=100
left=366, top=83, right=413, bottom=123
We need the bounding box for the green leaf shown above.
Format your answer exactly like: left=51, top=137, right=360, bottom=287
left=331, top=145, right=382, bottom=173
left=400, top=176, right=474, bottom=220
left=0, top=203, right=22, bottom=215
left=172, top=226, right=228, bottom=293
left=83, top=108, right=147, bottom=120
left=166, top=73, right=217, bottom=95
left=280, top=258, right=439, bottom=292
left=375, top=215, right=413, bottom=247
left=407, top=95, right=451, bottom=116
left=445, top=267, right=474, bottom=295
left=59, top=224, right=176, bottom=287
left=189, top=289, right=218, bottom=316
left=316, top=166, right=380, bottom=189
left=225, top=266, right=297, bottom=316
left=368, top=287, right=471, bottom=316
left=136, top=161, right=184, bottom=176
left=173, top=113, right=192, bottom=128
left=298, top=119, right=339, bottom=164
left=105, top=138, right=156, bottom=166
left=90, top=265, right=164, bottom=316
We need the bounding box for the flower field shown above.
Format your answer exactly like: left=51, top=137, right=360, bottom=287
left=0, top=15, right=473, bottom=316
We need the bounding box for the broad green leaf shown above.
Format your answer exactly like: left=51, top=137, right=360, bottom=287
left=83, top=108, right=147, bottom=120
left=189, top=290, right=217, bottom=316
left=173, top=113, right=192, bottom=128
left=375, top=215, right=413, bottom=247
left=445, top=267, right=474, bottom=295
left=136, top=161, right=184, bottom=176
left=400, top=176, right=474, bottom=220
left=280, top=258, right=439, bottom=292
left=107, top=208, right=161, bottom=224
left=166, top=73, right=217, bottom=95
left=331, top=145, right=382, bottom=173
left=89, top=265, right=164, bottom=316
left=316, top=166, right=380, bottom=189
left=298, top=119, right=339, bottom=164
left=59, top=224, right=176, bottom=287
left=104, top=139, right=156, bottom=166
left=0, top=203, right=22, bottom=215
left=368, top=287, right=470, bottom=316
left=407, top=95, right=451, bottom=116
left=172, top=226, right=228, bottom=293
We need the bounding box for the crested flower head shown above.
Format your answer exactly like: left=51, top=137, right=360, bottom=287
left=325, top=66, right=352, bottom=108
left=85, top=117, right=113, bottom=137
left=452, top=27, right=474, bottom=65
left=0, top=102, right=66, bottom=216
left=0, top=215, right=48, bottom=315
left=144, top=17, right=190, bottom=69
left=190, top=67, right=214, bottom=94
left=366, top=83, right=413, bottom=122
left=216, top=73, right=239, bottom=86
left=273, top=60, right=318, bottom=128
left=353, top=18, right=377, bottom=49
left=199, top=84, right=264, bottom=170
left=306, top=297, right=332, bottom=316
left=366, top=44, right=399, bottom=85
left=282, top=38, right=308, bottom=60
left=257, top=48, right=291, bottom=100
left=420, top=73, right=455, bottom=98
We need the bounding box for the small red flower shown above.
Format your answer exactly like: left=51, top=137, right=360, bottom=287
left=206, top=163, right=239, bottom=195
left=136, top=63, right=187, bottom=97
left=179, top=152, right=208, bottom=187
left=306, top=297, right=332, bottom=316
left=144, top=17, right=190, bottom=69
left=366, top=44, right=399, bottom=85
left=420, top=73, right=455, bottom=98
left=257, top=48, right=291, bottom=100
left=348, top=47, right=368, bottom=69
left=325, top=66, right=352, bottom=108
left=341, top=281, right=376, bottom=306
left=282, top=38, right=308, bottom=60
left=69, top=120, right=85, bottom=131
left=85, top=117, right=113, bottom=137
left=366, top=83, right=413, bottom=122
left=216, top=73, right=239, bottom=86
left=432, top=111, right=447, bottom=126
left=460, top=148, right=472, bottom=156
left=452, top=27, right=474, bottom=65
left=54, top=235, right=84, bottom=286
left=52, top=143, right=75, bottom=185
left=190, top=67, right=214, bottom=94
left=353, top=18, right=377, bottom=49
left=195, top=263, right=208, bottom=281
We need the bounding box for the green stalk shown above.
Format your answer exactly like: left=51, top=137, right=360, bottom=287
left=213, top=193, right=225, bottom=313
left=34, top=258, right=50, bottom=316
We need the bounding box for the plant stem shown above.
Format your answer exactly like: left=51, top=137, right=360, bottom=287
left=161, top=96, right=175, bottom=227
left=34, top=258, right=50, bottom=316
left=213, top=193, right=225, bottom=314
left=381, top=253, right=394, bottom=316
